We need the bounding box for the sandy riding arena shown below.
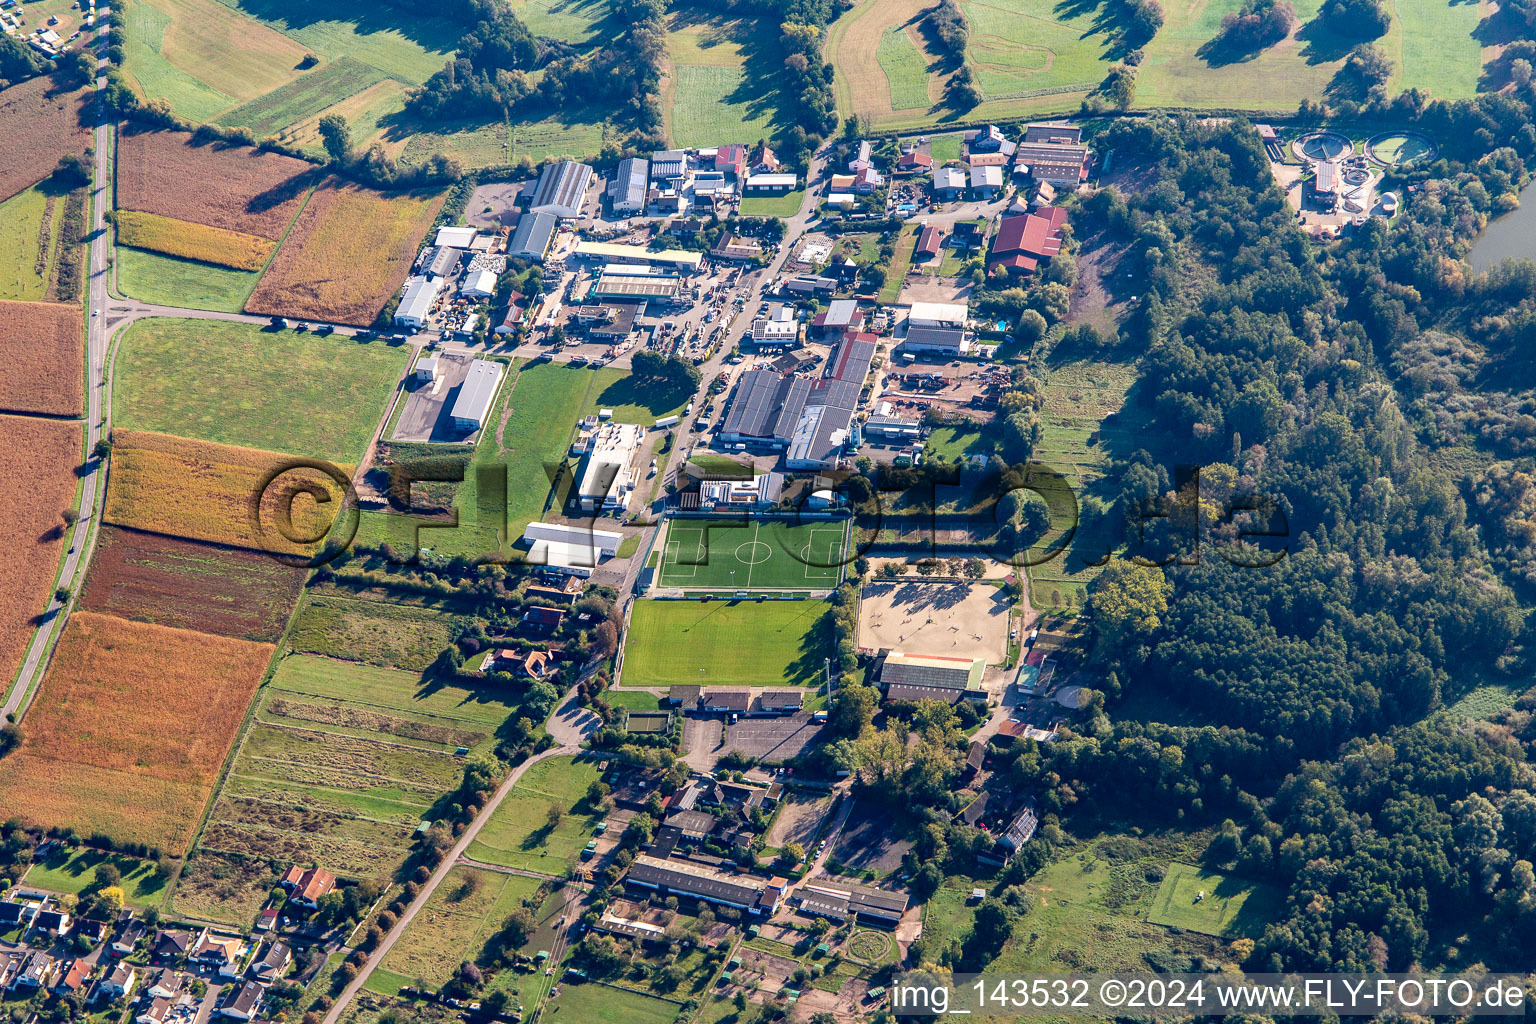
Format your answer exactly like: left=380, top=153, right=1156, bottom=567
left=857, top=580, right=1010, bottom=661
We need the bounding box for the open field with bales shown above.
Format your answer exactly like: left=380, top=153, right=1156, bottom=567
left=0, top=300, right=83, bottom=417
left=103, top=430, right=349, bottom=557
left=286, top=594, right=459, bottom=671
left=466, top=755, right=605, bottom=875
left=1147, top=861, right=1285, bottom=937
left=114, top=319, right=410, bottom=461
left=79, top=526, right=308, bottom=642
left=0, top=183, right=71, bottom=302
left=0, top=611, right=272, bottom=853
left=622, top=599, right=833, bottom=688
left=116, top=210, right=277, bottom=271
left=0, top=78, right=94, bottom=204
left=0, top=414, right=82, bottom=690
left=244, top=178, right=445, bottom=325
left=115, top=129, right=316, bottom=239
left=115, top=247, right=261, bottom=312
left=383, top=866, right=544, bottom=986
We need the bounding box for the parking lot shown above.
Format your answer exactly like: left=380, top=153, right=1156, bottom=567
left=721, top=712, right=827, bottom=763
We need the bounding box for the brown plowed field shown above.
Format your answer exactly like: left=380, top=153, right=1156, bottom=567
left=103, top=429, right=351, bottom=558
left=80, top=526, right=307, bottom=642
left=0, top=300, right=83, bottom=416
left=0, top=611, right=272, bottom=853
left=115, top=127, right=316, bottom=240
left=0, top=77, right=93, bottom=203
left=245, top=177, right=446, bottom=326
left=0, top=413, right=81, bottom=688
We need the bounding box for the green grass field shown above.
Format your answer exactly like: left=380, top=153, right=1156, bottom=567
left=1391, top=0, right=1483, bottom=98
left=113, top=318, right=410, bottom=462
left=217, top=56, right=388, bottom=137
left=603, top=690, right=662, bottom=711
left=466, top=756, right=605, bottom=875
left=622, top=599, right=833, bottom=688
left=929, top=134, right=963, bottom=164
left=1136, top=0, right=1345, bottom=111
left=115, top=247, right=260, bottom=313
left=582, top=366, right=692, bottom=425
left=287, top=594, right=460, bottom=671
left=878, top=222, right=917, bottom=302
left=384, top=865, right=544, bottom=986
left=739, top=189, right=805, bottom=218
left=24, top=847, right=168, bottom=908
left=925, top=423, right=989, bottom=462
left=207, top=0, right=457, bottom=84
left=1146, top=861, right=1284, bottom=937
left=877, top=26, right=934, bottom=111
left=353, top=360, right=624, bottom=560
left=962, top=0, right=1113, bottom=101
left=509, top=0, right=612, bottom=43
left=123, top=0, right=243, bottom=123
left=656, top=519, right=845, bottom=590
left=545, top=983, right=681, bottom=1024
left=396, top=110, right=612, bottom=169
left=668, top=63, right=783, bottom=149
left=0, top=183, right=66, bottom=301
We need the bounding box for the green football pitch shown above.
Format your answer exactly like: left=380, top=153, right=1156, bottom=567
left=656, top=518, right=847, bottom=591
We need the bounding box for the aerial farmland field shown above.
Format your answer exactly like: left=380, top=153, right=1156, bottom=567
left=826, top=0, right=941, bottom=126
left=115, top=211, right=277, bottom=270
left=0, top=77, right=94, bottom=203
left=285, top=593, right=460, bottom=671
left=113, top=319, right=410, bottom=461
left=79, top=526, right=308, bottom=642
left=664, top=13, right=784, bottom=148
left=114, top=247, right=262, bottom=313
left=0, top=414, right=81, bottom=691
left=103, top=430, right=350, bottom=557
left=244, top=178, right=445, bottom=325
left=0, top=300, right=83, bottom=418
left=0, top=185, right=70, bottom=302
left=115, top=128, right=316, bottom=239
left=215, top=55, right=389, bottom=138
left=0, top=611, right=273, bottom=853
left=465, top=755, right=605, bottom=875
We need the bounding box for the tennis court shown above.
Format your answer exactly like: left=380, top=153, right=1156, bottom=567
left=656, top=518, right=848, bottom=591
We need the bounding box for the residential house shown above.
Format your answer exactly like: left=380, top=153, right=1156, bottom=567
left=896, top=149, right=933, bottom=175
left=848, top=140, right=873, bottom=172
left=248, top=942, right=291, bottom=984
left=138, top=997, right=176, bottom=1024
left=98, top=964, right=136, bottom=1001
left=997, top=799, right=1039, bottom=859
left=279, top=866, right=336, bottom=910
left=852, top=166, right=884, bottom=193
left=190, top=931, right=243, bottom=974
left=914, top=223, right=944, bottom=260
left=964, top=738, right=987, bottom=779
left=34, top=906, right=70, bottom=937
left=0, top=900, right=34, bottom=929
left=14, top=952, right=56, bottom=990
left=714, top=144, right=748, bottom=178
left=522, top=605, right=565, bottom=631
left=74, top=918, right=109, bottom=945
left=146, top=969, right=183, bottom=999
left=54, top=959, right=89, bottom=996
left=219, top=981, right=264, bottom=1021
left=748, top=143, right=780, bottom=174
left=151, top=930, right=190, bottom=963
left=0, top=953, right=19, bottom=989
left=967, top=124, right=1009, bottom=153
left=254, top=909, right=279, bottom=934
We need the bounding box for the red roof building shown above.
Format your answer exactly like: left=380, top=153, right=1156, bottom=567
left=915, top=224, right=944, bottom=260
left=714, top=144, right=747, bottom=178
left=897, top=150, right=933, bottom=173
left=988, top=207, right=1067, bottom=275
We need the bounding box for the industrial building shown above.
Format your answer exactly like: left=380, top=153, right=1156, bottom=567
left=394, top=275, right=441, bottom=329
left=609, top=157, right=649, bottom=215
left=573, top=241, right=703, bottom=273
left=530, top=160, right=594, bottom=218
left=449, top=359, right=504, bottom=431
left=593, top=266, right=681, bottom=303
left=521, top=521, right=622, bottom=575
left=720, top=331, right=876, bottom=469
left=650, top=150, right=687, bottom=181
left=743, top=173, right=798, bottom=194
left=934, top=167, right=966, bottom=197
left=908, top=302, right=968, bottom=329
left=576, top=421, right=645, bottom=514
left=460, top=268, right=498, bottom=298
left=507, top=212, right=557, bottom=260
left=434, top=225, right=479, bottom=248
left=750, top=305, right=798, bottom=347
left=970, top=164, right=1004, bottom=196
left=901, top=324, right=968, bottom=355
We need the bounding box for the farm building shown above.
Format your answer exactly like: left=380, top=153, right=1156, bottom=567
left=449, top=359, right=505, bottom=431
left=969, top=165, right=1003, bottom=197
left=880, top=651, right=985, bottom=703
left=461, top=268, right=498, bottom=298
left=394, top=275, right=441, bottom=329
left=909, top=301, right=968, bottom=329
left=797, top=882, right=910, bottom=926
left=575, top=421, right=646, bottom=514
left=435, top=225, right=479, bottom=248
left=933, top=166, right=966, bottom=198
left=744, top=173, right=797, bottom=195
left=507, top=212, right=557, bottom=260
left=988, top=207, right=1067, bottom=275
left=609, top=157, right=648, bottom=215
left=915, top=224, right=944, bottom=260
left=625, top=855, right=773, bottom=913
left=1014, top=124, right=1091, bottom=188
left=1023, top=121, right=1082, bottom=145
left=530, top=160, right=594, bottom=218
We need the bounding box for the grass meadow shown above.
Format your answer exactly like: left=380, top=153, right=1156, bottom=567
left=466, top=755, right=605, bottom=875
left=216, top=56, right=389, bottom=137
left=115, top=247, right=261, bottom=313
left=0, top=184, right=67, bottom=301
left=113, top=318, right=410, bottom=462
left=877, top=25, right=935, bottom=111
left=544, top=985, right=681, bottom=1024
left=621, top=599, right=833, bottom=688
left=1389, top=0, right=1483, bottom=98
left=116, top=211, right=276, bottom=271
left=1146, top=861, right=1284, bottom=937
left=287, top=594, right=460, bottom=672
left=509, top=0, right=612, bottom=43
left=24, top=847, right=168, bottom=908
left=665, top=13, right=785, bottom=148
left=739, top=190, right=805, bottom=218
left=383, top=867, right=543, bottom=986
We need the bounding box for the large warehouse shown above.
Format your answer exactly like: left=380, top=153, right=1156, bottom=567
left=507, top=212, right=557, bottom=260
left=449, top=359, right=505, bottom=431
left=530, top=160, right=594, bottom=218
left=720, top=331, right=876, bottom=469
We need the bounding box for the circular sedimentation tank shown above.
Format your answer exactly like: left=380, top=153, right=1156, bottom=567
left=1367, top=131, right=1438, bottom=167
left=1294, top=130, right=1351, bottom=163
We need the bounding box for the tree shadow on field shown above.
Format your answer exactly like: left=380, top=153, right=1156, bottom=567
left=214, top=0, right=461, bottom=56
left=1053, top=0, right=1144, bottom=61
left=669, top=4, right=792, bottom=140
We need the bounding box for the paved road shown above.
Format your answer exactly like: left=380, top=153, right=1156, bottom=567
left=3, top=15, right=114, bottom=720
left=321, top=742, right=578, bottom=1024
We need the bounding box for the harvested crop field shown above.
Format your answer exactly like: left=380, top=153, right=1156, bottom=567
left=103, top=429, right=350, bottom=558
left=0, top=300, right=82, bottom=416
left=0, top=77, right=93, bottom=203
left=0, top=413, right=81, bottom=688
left=116, top=210, right=276, bottom=271
left=79, top=525, right=307, bottom=642
left=0, top=611, right=272, bottom=852
left=115, top=128, right=316, bottom=239
left=245, top=178, right=446, bottom=325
